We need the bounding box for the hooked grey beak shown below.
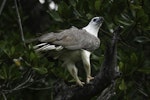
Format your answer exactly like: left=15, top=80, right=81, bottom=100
left=97, top=17, right=104, bottom=24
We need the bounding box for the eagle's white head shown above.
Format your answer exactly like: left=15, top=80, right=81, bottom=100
left=83, top=17, right=104, bottom=37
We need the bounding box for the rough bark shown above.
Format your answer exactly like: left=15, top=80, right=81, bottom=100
left=53, top=26, right=122, bottom=100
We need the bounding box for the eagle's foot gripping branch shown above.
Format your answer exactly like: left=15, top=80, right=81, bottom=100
left=76, top=80, right=85, bottom=87
left=86, top=76, right=94, bottom=83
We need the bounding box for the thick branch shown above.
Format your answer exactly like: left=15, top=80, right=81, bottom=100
left=96, top=83, right=116, bottom=100
left=54, top=26, right=122, bottom=100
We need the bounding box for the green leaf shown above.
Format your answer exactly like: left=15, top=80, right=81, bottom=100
left=138, top=67, right=150, bottom=74
left=33, top=67, right=48, bottom=74
left=69, top=0, right=77, bottom=7
left=29, top=52, right=38, bottom=60
left=119, top=79, right=127, bottom=90
left=137, top=9, right=148, bottom=23
left=134, top=36, right=150, bottom=43
left=58, top=1, right=70, bottom=18
left=11, top=46, right=15, bottom=54
left=95, top=0, right=101, bottom=12
left=118, top=19, right=131, bottom=26
left=0, top=66, right=8, bottom=79
left=119, top=61, right=124, bottom=71
left=49, top=11, right=63, bottom=22
left=0, top=70, right=5, bottom=79
left=130, top=53, right=138, bottom=65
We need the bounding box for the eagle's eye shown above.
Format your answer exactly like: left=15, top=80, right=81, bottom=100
left=93, top=18, right=97, bottom=22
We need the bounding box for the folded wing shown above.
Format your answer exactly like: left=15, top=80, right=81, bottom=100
left=37, top=27, right=100, bottom=52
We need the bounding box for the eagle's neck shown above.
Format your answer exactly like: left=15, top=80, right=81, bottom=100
left=83, top=25, right=100, bottom=37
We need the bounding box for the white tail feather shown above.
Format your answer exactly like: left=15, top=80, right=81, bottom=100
left=33, top=43, right=48, bottom=49
left=34, top=43, right=63, bottom=52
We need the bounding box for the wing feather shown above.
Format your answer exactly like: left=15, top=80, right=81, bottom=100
left=37, top=27, right=100, bottom=51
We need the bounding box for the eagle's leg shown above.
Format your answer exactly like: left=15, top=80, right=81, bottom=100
left=67, top=62, right=85, bottom=86
left=81, top=50, right=94, bottom=83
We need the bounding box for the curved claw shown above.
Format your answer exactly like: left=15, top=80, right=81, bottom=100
left=86, top=76, right=94, bottom=83
left=77, top=81, right=85, bottom=87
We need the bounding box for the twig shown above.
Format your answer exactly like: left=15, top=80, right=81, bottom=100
left=1, top=92, right=7, bottom=100
left=13, top=74, right=32, bottom=90
left=100, top=28, right=112, bottom=38
left=2, top=83, right=33, bottom=94
left=28, top=86, right=53, bottom=90
left=119, top=35, right=136, bottom=49
left=14, top=0, right=25, bottom=46
left=0, top=0, right=7, bottom=16
left=100, top=27, right=136, bottom=50
left=2, top=69, right=33, bottom=94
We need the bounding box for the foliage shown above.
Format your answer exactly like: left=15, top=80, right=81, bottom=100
left=0, top=0, right=150, bottom=100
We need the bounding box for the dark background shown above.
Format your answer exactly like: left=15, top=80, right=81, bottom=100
left=0, top=0, right=150, bottom=100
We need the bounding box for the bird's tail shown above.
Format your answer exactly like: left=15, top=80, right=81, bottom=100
left=33, top=43, right=63, bottom=52
left=25, top=37, right=58, bottom=52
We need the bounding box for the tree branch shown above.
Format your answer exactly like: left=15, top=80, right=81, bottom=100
left=14, top=0, right=25, bottom=46
left=96, top=82, right=116, bottom=100
left=0, top=0, right=7, bottom=16
left=28, top=86, right=52, bottom=90
left=53, top=26, right=123, bottom=100
left=0, top=92, right=7, bottom=100
left=1, top=69, right=33, bottom=94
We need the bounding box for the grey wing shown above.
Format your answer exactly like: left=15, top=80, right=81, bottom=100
left=53, top=29, right=100, bottom=51
left=52, top=30, right=83, bottom=49
left=37, top=28, right=74, bottom=42
left=38, top=27, right=83, bottom=49
left=38, top=27, right=100, bottom=51
left=38, top=27, right=76, bottom=43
